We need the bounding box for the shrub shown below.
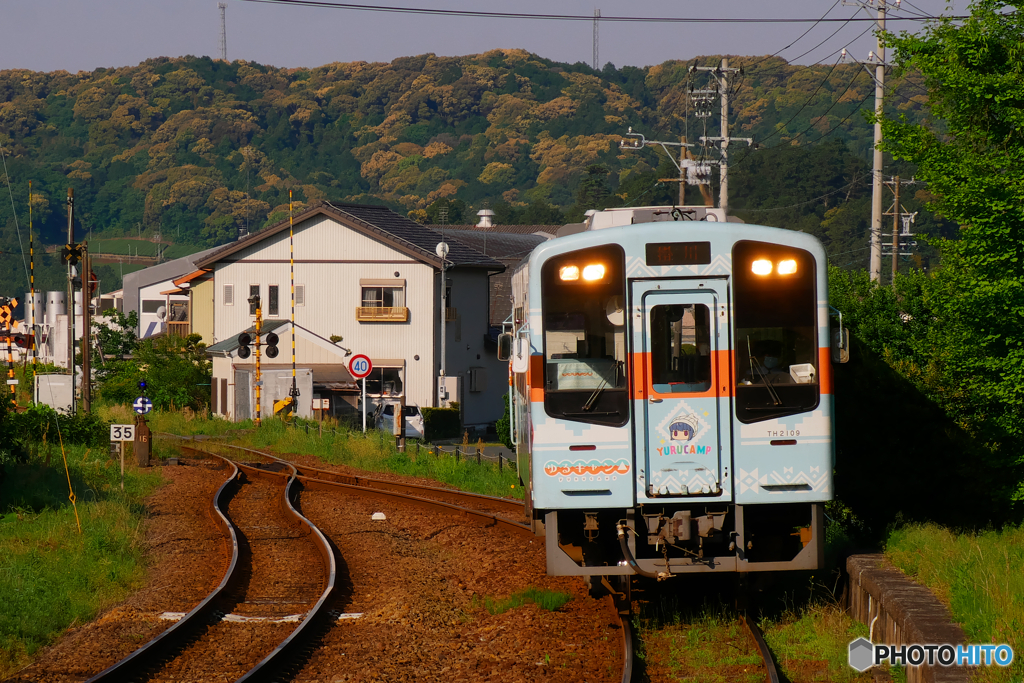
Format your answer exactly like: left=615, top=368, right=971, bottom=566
left=422, top=407, right=460, bottom=441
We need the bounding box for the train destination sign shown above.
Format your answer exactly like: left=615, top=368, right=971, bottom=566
left=645, top=241, right=712, bottom=267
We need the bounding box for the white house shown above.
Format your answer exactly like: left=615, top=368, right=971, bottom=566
left=193, top=201, right=508, bottom=428
left=121, top=247, right=219, bottom=338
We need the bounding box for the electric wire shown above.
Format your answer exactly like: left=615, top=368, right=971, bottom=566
left=0, top=145, right=30, bottom=288
left=741, top=0, right=842, bottom=70
left=240, top=0, right=964, bottom=23
left=744, top=55, right=844, bottom=150
left=734, top=173, right=871, bottom=213
left=786, top=67, right=871, bottom=144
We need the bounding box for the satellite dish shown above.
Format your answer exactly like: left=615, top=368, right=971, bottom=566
left=155, top=306, right=167, bottom=321
left=435, top=242, right=449, bottom=258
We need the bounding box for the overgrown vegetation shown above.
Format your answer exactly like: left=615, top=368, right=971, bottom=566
left=885, top=523, right=1024, bottom=682
left=476, top=587, right=572, bottom=615
left=228, top=417, right=522, bottom=500
left=0, top=439, right=159, bottom=677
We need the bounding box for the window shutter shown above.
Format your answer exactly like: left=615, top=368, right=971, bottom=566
left=295, top=284, right=305, bottom=306
left=224, top=284, right=234, bottom=305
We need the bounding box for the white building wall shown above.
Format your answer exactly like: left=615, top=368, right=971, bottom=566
left=211, top=215, right=439, bottom=414
left=138, top=280, right=189, bottom=339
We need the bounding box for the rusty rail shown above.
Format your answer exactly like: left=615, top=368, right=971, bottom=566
left=84, top=456, right=242, bottom=683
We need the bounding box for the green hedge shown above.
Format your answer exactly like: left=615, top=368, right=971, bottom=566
left=421, top=407, right=460, bottom=441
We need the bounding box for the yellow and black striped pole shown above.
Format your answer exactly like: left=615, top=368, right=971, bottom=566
left=29, top=181, right=36, bottom=396
left=254, top=305, right=262, bottom=427
left=4, top=297, right=17, bottom=405
left=288, top=189, right=297, bottom=415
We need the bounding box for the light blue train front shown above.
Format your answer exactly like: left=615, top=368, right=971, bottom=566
left=507, top=212, right=839, bottom=577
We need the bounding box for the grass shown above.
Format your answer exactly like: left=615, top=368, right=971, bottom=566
left=227, top=418, right=524, bottom=500
left=760, top=601, right=875, bottom=682
left=476, top=587, right=573, bottom=615
left=0, top=441, right=161, bottom=677
left=634, top=596, right=766, bottom=683
left=885, top=523, right=1024, bottom=682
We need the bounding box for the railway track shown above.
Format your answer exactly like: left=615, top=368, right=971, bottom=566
left=85, top=448, right=337, bottom=682
left=166, top=436, right=637, bottom=683
left=742, top=612, right=781, bottom=683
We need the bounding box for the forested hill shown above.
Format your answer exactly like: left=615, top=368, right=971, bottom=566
left=0, top=50, right=934, bottom=296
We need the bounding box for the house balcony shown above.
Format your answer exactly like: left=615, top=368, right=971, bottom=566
left=167, top=321, right=191, bottom=337
left=356, top=306, right=409, bottom=322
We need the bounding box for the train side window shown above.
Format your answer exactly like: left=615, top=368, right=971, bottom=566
left=650, top=304, right=712, bottom=393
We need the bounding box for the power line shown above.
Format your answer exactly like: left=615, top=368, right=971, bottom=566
left=240, top=0, right=964, bottom=24
left=735, top=173, right=872, bottom=213
left=742, top=0, right=842, bottom=70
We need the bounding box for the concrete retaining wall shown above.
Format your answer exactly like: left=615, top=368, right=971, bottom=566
left=846, top=554, right=970, bottom=683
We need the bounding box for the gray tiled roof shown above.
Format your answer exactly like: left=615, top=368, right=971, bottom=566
left=194, top=202, right=504, bottom=271
left=441, top=224, right=560, bottom=236
left=440, top=230, right=546, bottom=261
left=326, top=203, right=504, bottom=268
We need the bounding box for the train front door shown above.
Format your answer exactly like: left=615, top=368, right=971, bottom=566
left=633, top=280, right=727, bottom=498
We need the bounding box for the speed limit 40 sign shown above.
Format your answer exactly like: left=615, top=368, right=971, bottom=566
left=348, top=354, right=373, bottom=379
left=110, top=424, right=135, bottom=442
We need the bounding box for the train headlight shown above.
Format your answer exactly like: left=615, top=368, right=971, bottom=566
left=777, top=259, right=798, bottom=275
left=559, top=265, right=580, bottom=281
left=582, top=263, right=606, bottom=281
left=751, top=259, right=773, bottom=276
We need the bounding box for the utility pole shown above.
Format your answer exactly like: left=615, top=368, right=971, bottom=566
left=81, top=244, right=91, bottom=412
left=218, top=2, right=228, bottom=61
left=882, top=175, right=917, bottom=287
left=66, top=189, right=76, bottom=413
left=690, top=59, right=750, bottom=215
left=844, top=0, right=892, bottom=281
left=592, top=9, right=600, bottom=70
left=620, top=130, right=713, bottom=206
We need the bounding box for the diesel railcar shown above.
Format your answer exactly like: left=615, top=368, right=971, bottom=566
left=499, top=207, right=848, bottom=581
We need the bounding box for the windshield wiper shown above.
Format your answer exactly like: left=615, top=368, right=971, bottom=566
left=747, top=336, right=782, bottom=406
left=581, top=361, right=621, bottom=411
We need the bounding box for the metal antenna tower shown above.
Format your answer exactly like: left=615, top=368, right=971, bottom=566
left=593, top=9, right=600, bottom=70
left=219, top=2, right=228, bottom=61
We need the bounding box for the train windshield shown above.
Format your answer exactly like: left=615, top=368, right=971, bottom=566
left=733, top=240, right=819, bottom=423
left=540, top=244, right=628, bottom=427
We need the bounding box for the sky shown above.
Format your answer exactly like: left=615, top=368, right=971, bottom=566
left=0, top=0, right=959, bottom=74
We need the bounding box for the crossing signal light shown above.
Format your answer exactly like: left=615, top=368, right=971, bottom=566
left=61, top=244, right=82, bottom=265
left=265, top=332, right=279, bottom=359
left=238, top=332, right=252, bottom=359
left=14, top=334, right=27, bottom=348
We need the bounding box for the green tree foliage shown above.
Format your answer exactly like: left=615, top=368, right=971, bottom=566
left=0, top=51, right=933, bottom=303
left=879, top=0, right=1024, bottom=499
left=96, top=331, right=211, bottom=411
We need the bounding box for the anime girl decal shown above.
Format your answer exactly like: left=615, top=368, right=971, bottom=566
left=669, top=414, right=700, bottom=441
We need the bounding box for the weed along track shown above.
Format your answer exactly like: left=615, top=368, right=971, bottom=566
left=85, top=450, right=337, bottom=683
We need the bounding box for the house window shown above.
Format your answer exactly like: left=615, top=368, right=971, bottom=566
left=357, top=279, right=407, bottom=322
left=249, top=285, right=260, bottom=315
left=223, top=284, right=234, bottom=305
left=361, top=286, right=405, bottom=308
left=295, top=284, right=305, bottom=306
left=364, top=365, right=404, bottom=396
left=268, top=285, right=279, bottom=316
left=141, top=300, right=163, bottom=314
